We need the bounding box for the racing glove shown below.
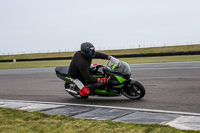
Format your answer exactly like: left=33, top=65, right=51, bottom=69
left=108, top=56, right=111, bottom=60
left=97, top=77, right=107, bottom=83
left=79, top=86, right=90, bottom=96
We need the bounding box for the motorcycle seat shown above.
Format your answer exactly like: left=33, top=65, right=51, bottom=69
left=55, top=66, right=69, bottom=77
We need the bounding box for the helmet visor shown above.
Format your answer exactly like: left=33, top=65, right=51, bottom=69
left=88, top=49, right=95, bottom=57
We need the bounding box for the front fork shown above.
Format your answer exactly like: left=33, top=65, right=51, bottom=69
left=124, top=78, right=136, bottom=85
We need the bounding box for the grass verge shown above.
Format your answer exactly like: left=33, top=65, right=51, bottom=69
left=0, top=55, right=200, bottom=69
left=0, top=107, right=198, bottom=133
left=0, top=44, right=200, bottom=60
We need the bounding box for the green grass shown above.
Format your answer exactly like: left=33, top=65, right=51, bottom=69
left=0, top=55, right=200, bottom=69
left=1, top=44, right=200, bottom=69
left=0, top=44, right=200, bottom=60
left=0, top=107, right=198, bottom=133
left=101, top=44, right=200, bottom=55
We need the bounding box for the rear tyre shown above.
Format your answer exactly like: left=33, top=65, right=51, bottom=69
left=122, top=81, right=145, bottom=100
left=64, top=82, right=88, bottom=99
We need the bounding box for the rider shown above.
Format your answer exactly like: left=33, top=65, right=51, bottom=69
left=68, top=42, right=111, bottom=96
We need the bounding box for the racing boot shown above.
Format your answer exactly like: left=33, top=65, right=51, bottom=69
left=79, top=86, right=90, bottom=96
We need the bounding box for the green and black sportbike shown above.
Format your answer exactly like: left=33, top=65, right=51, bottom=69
left=55, top=57, right=145, bottom=100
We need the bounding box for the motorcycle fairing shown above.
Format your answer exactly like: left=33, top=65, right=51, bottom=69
left=112, top=84, right=124, bottom=88
left=94, top=89, right=118, bottom=96
left=115, top=76, right=126, bottom=83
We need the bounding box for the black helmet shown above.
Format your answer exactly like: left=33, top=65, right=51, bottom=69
left=81, top=42, right=95, bottom=58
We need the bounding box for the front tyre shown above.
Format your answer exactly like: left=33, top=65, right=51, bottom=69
left=122, top=81, right=145, bottom=100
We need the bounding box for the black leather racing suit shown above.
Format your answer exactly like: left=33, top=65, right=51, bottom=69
left=68, top=51, right=108, bottom=93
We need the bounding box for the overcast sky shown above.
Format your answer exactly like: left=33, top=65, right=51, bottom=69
left=0, top=0, right=200, bottom=55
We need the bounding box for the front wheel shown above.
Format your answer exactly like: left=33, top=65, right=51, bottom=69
left=121, top=81, right=145, bottom=100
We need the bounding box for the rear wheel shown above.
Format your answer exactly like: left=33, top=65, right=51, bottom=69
left=121, top=81, right=145, bottom=100
left=64, top=82, right=88, bottom=99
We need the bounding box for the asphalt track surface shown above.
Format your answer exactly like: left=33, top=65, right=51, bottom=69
left=0, top=61, right=200, bottom=113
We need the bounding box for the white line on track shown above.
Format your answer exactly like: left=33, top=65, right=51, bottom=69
left=1, top=99, right=200, bottom=116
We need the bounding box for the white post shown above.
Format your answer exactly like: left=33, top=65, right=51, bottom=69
left=13, top=59, right=16, bottom=62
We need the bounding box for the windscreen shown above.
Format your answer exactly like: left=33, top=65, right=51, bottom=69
left=106, top=57, right=131, bottom=77
left=106, top=57, right=120, bottom=70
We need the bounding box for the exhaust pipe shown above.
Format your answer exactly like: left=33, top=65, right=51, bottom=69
left=65, top=89, right=78, bottom=95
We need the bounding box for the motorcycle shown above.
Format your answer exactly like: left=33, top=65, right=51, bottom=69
left=55, top=57, right=145, bottom=100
